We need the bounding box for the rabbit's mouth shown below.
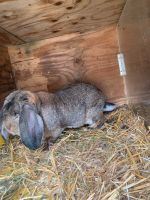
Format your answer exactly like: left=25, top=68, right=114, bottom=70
left=2, top=117, right=20, bottom=137
left=4, top=125, right=19, bottom=136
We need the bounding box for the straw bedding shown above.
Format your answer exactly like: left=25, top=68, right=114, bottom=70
left=0, top=106, right=150, bottom=200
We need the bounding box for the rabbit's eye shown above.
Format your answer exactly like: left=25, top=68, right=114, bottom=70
left=14, top=112, right=19, bottom=118
left=23, top=98, right=28, bottom=101
left=21, top=96, right=28, bottom=101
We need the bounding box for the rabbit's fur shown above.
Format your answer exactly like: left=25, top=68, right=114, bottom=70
left=0, top=83, right=116, bottom=149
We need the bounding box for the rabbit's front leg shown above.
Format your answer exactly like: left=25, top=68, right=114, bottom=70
left=43, top=128, right=64, bottom=150
left=89, top=112, right=105, bottom=129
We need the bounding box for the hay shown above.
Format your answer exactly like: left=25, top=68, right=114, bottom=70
left=0, top=106, right=150, bottom=200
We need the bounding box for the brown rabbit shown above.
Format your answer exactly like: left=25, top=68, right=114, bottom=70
left=0, top=83, right=116, bottom=150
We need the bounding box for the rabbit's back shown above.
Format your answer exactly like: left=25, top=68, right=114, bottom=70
left=38, top=83, right=105, bottom=131
left=56, top=83, right=104, bottom=108
left=56, top=83, right=105, bottom=127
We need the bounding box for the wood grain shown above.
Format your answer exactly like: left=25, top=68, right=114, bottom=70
left=0, top=46, right=16, bottom=104
left=0, top=0, right=126, bottom=42
left=9, top=26, right=125, bottom=104
left=0, top=27, right=24, bottom=46
left=118, top=0, right=150, bottom=104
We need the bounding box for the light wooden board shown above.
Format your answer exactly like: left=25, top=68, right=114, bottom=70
left=9, top=26, right=125, bottom=104
left=0, top=0, right=126, bottom=42
left=0, top=46, right=16, bottom=104
left=118, top=0, right=150, bottom=104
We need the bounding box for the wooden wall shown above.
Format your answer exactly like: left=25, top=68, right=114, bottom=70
left=0, top=46, right=16, bottom=105
left=118, top=0, right=150, bottom=104
left=0, top=27, right=24, bottom=46
left=8, top=26, right=125, bottom=104
left=0, top=0, right=127, bottom=105
left=1, top=0, right=150, bottom=107
left=0, top=0, right=126, bottom=42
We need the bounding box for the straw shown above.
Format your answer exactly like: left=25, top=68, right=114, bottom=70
left=0, top=106, right=150, bottom=199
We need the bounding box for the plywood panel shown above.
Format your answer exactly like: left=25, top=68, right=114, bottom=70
left=0, top=46, right=16, bottom=104
left=0, top=27, right=24, bottom=46
left=9, top=26, right=125, bottom=104
left=0, top=0, right=126, bottom=42
left=118, top=0, right=150, bottom=104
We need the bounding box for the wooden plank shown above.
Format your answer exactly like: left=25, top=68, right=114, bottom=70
left=0, top=27, right=24, bottom=46
left=9, top=26, right=125, bottom=104
left=0, top=46, right=16, bottom=104
left=118, top=0, right=150, bottom=104
left=0, top=0, right=126, bottom=42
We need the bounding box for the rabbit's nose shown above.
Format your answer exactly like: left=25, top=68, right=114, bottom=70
left=5, top=124, right=14, bottom=135
left=6, top=123, right=11, bottom=131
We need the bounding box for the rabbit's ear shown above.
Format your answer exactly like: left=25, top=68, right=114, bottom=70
left=19, top=104, right=44, bottom=150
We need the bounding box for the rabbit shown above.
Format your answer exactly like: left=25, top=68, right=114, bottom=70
left=0, top=83, right=117, bottom=150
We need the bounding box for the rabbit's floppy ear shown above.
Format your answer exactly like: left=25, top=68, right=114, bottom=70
left=19, top=104, right=44, bottom=150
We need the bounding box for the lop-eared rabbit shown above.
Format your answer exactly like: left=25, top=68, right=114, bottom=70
left=0, top=83, right=116, bottom=150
